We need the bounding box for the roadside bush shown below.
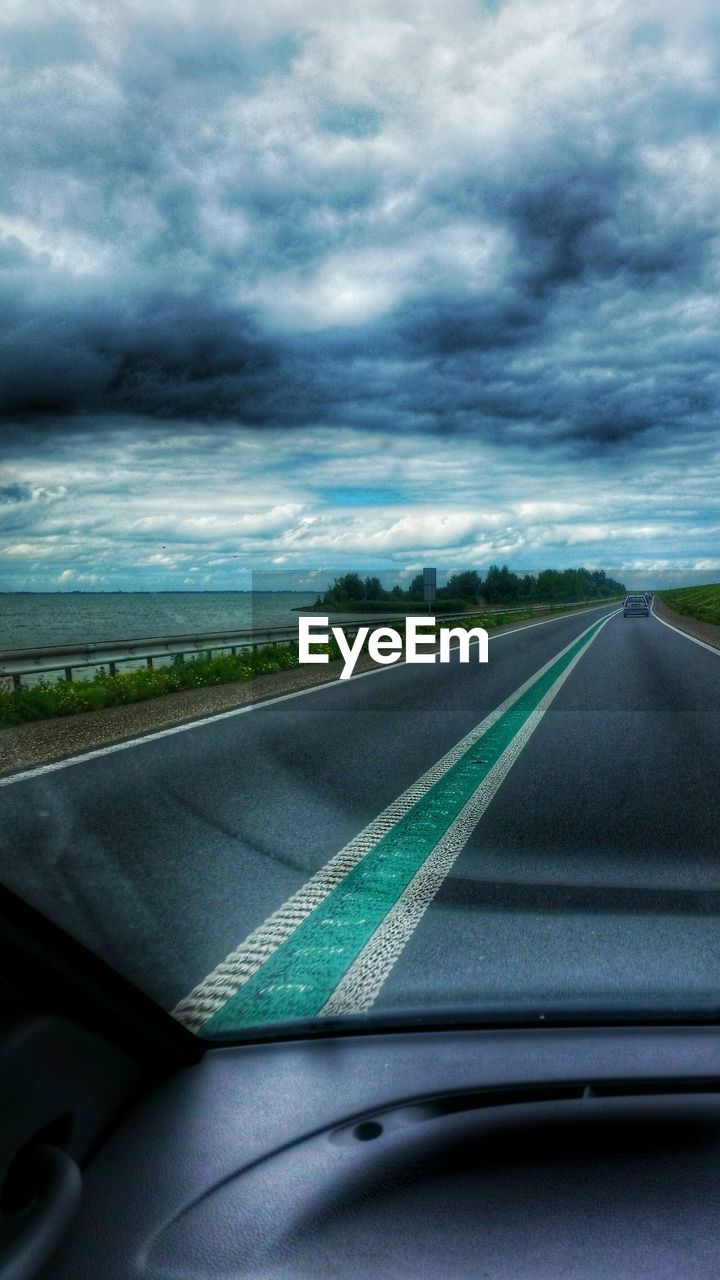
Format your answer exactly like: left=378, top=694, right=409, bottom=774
left=0, top=644, right=300, bottom=728
left=0, top=600, right=605, bottom=730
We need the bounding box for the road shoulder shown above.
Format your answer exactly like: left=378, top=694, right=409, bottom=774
left=0, top=604, right=614, bottom=777
left=653, top=595, right=720, bottom=652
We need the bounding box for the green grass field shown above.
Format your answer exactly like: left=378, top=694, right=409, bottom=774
left=659, top=583, right=720, bottom=627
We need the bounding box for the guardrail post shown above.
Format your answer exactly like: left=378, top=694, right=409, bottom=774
left=108, top=661, right=116, bottom=677
left=146, top=656, right=153, bottom=670
left=64, top=666, right=72, bottom=683
left=12, top=674, right=22, bottom=693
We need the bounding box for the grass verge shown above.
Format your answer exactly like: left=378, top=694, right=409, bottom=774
left=0, top=601, right=616, bottom=729
left=0, top=647, right=300, bottom=728
left=658, top=583, right=720, bottom=627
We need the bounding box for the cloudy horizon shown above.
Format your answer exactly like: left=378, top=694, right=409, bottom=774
left=1, top=0, right=719, bottom=592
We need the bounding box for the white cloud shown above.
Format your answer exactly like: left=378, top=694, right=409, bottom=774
left=0, top=213, right=110, bottom=276
left=3, top=419, right=718, bottom=589
left=2, top=0, right=720, bottom=588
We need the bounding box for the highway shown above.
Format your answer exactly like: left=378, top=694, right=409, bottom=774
left=2, top=602, right=720, bottom=1035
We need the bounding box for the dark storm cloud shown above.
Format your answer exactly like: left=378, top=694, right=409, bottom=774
left=1, top=0, right=720, bottom=461
left=0, top=483, right=32, bottom=504
left=0, top=288, right=283, bottom=420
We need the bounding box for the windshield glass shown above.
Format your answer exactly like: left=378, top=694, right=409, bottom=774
left=2, top=2, right=720, bottom=1041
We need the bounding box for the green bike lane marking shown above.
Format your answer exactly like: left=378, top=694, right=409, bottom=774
left=199, top=610, right=616, bottom=1034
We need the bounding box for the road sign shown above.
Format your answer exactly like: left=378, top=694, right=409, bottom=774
left=423, top=567, right=437, bottom=605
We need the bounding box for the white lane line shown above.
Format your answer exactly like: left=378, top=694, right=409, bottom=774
left=651, top=599, right=720, bottom=656
left=319, top=624, right=604, bottom=1017
left=172, top=612, right=616, bottom=1032
left=0, top=603, right=617, bottom=788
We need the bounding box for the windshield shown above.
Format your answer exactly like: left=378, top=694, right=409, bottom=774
left=2, top=2, right=720, bottom=1042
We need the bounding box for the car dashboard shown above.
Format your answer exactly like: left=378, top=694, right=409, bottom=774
left=38, top=1022, right=720, bottom=1280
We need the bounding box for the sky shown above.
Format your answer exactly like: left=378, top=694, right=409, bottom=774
left=1, top=0, right=719, bottom=592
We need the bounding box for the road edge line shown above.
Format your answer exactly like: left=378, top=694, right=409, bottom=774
left=319, top=615, right=612, bottom=1016
left=173, top=611, right=616, bottom=1032
left=651, top=599, right=720, bottom=656
left=0, top=604, right=617, bottom=788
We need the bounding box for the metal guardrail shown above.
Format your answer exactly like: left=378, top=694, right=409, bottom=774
left=0, top=599, right=620, bottom=690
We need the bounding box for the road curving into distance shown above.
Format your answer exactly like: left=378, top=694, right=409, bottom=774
left=1, top=600, right=720, bottom=1034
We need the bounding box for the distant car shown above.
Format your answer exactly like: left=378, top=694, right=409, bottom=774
left=623, top=594, right=650, bottom=617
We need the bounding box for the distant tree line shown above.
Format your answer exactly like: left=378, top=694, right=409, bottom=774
left=320, top=566, right=626, bottom=608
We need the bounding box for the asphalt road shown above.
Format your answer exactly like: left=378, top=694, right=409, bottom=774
left=2, top=603, right=720, bottom=1033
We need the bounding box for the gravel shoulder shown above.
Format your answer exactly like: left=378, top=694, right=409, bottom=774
left=0, top=658, right=362, bottom=777
left=653, top=595, right=720, bottom=652
left=0, top=605, right=613, bottom=777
